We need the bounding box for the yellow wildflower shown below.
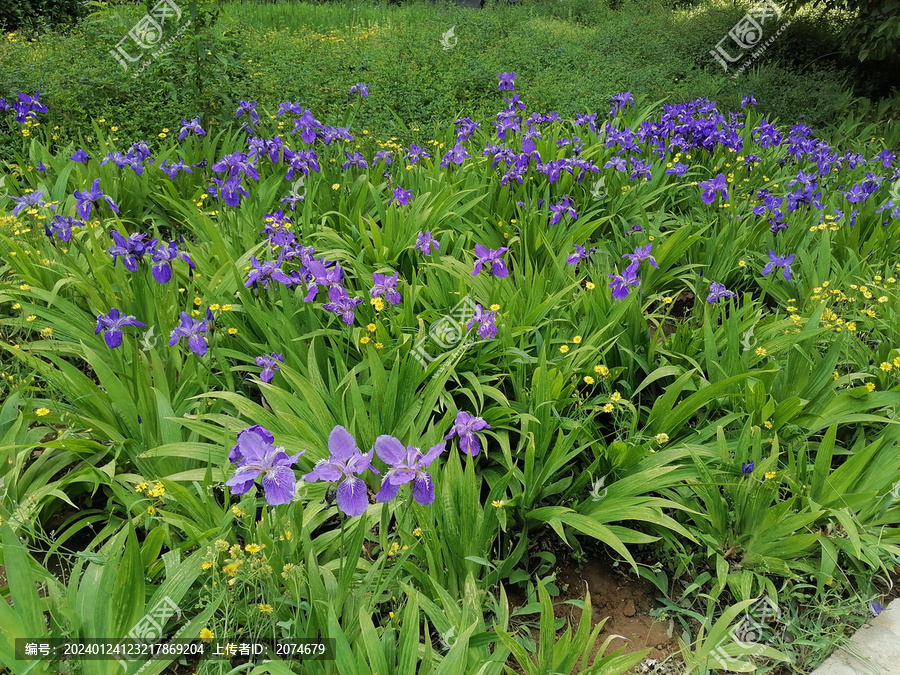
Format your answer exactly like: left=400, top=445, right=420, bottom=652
left=35, top=407, right=50, bottom=416
left=231, top=506, right=246, bottom=517
left=559, top=345, right=569, bottom=353
left=583, top=376, right=595, bottom=385
left=258, top=604, right=273, bottom=613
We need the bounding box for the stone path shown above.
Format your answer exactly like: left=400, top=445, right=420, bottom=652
left=811, top=599, right=900, bottom=675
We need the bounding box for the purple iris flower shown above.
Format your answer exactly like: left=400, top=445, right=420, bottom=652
left=444, top=411, right=491, bottom=457
left=415, top=231, right=440, bottom=255
left=322, top=286, right=364, bottom=325
left=439, top=142, right=471, bottom=167
left=623, top=244, right=658, bottom=269
left=95, top=308, right=146, bottom=349
left=742, top=461, right=754, bottom=475
left=405, top=144, right=431, bottom=164
left=150, top=240, right=195, bottom=284
left=11, top=190, right=54, bottom=217
left=169, top=311, right=210, bottom=356
left=276, top=100, right=303, bottom=117
left=108, top=231, right=153, bottom=272
left=567, top=244, right=596, bottom=266
left=607, top=260, right=641, bottom=299
left=871, top=602, right=885, bottom=617
left=472, top=245, right=510, bottom=278
left=741, top=95, right=758, bottom=108
left=349, top=82, right=369, bottom=98
left=212, top=151, right=259, bottom=181
left=629, top=157, right=652, bottom=181
left=608, top=92, right=634, bottom=117
left=245, top=254, right=292, bottom=289
left=498, top=72, right=516, bottom=92
left=549, top=196, right=578, bottom=227
left=69, top=148, right=91, bottom=164
left=302, top=259, right=344, bottom=302
left=604, top=157, right=627, bottom=172
left=699, top=174, right=729, bottom=204
left=291, top=110, right=325, bottom=143
left=74, top=179, right=119, bottom=220
left=44, top=215, right=84, bottom=243
left=319, top=125, right=353, bottom=145
left=342, top=151, right=368, bottom=170
left=665, top=162, right=689, bottom=177
left=226, top=425, right=303, bottom=506
left=208, top=176, right=250, bottom=208
left=373, top=150, right=393, bottom=167
left=371, top=272, right=402, bottom=306
left=159, top=159, right=193, bottom=179
left=255, top=352, right=284, bottom=383
left=706, top=281, right=736, bottom=303
left=373, top=435, right=444, bottom=505
left=236, top=100, right=260, bottom=127
left=875, top=149, right=896, bottom=168
left=100, top=151, right=146, bottom=175
left=465, top=304, right=498, bottom=339
left=36, top=161, right=47, bottom=173
left=388, top=186, right=414, bottom=206
left=179, top=117, right=205, bottom=140
left=303, top=426, right=379, bottom=517
left=761, top=251, right=795, bottom=281
left=280, top=189, right=306, bottom=211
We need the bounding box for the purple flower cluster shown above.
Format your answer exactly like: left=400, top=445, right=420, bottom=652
left=1, top=92, right=48, bottom=123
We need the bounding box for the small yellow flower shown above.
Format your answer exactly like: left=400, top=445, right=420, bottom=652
left=135, top=482, right=148, bottom=493
left=360, top=336, right=371, bottom=344
left=26, top=315, right=37, bottom=322
left=209, top=303, right=221, bottom=311
left=201, top=561, right=213, bottom=570
left=371, top=297, right=385, bottom=311
left=559, top=345, right=569, bottom=353
left=245, top=543, right=263, bottom=554
left=389, top=611, right=395, bottom=619
left=147, top=506, right=156, bottom=514
left=35, top=407, right=50, bottom=416
left=332, top=183, right=341, bottom=190
left=764, top=471, right=777, bottom=480
left=755, top=347, right=768, bottom=357
left=610, top=391, right=622, bottom=402
left=12, top=303, right=21, bottom=309
left=222, top=304, right=232, bottom=311
left=40, top=327, right=53, bottom=337
left=375, top=343, right=384, bottom=349
left=893, top=356, right=900, bottom=368
left=366, top=323, right=377, bottom=332
left=222, top=563, right=240, bottom=577
left=147, top=482, right=166, bottom=498
left=491, top=500, right=506, bottom=508
left=258, top=604, right=273, bottom=613
left=663, top=296, right=674, bottom=304
left=583, top=376, right=595, bottom=385
left=231, top=506, right=246, bottom=517
left=413, top=527, right=422, bottom=537
left=654, top=433, right=669, bottom=444
left=572, top=335, right=583, bottom=344
left=228, top=327, right=238, bottom=335
left=764, top=420, right=773, bottom=429
left=880, top=362, right=893, bottom=372
left=866, top=382, right=876, bottom=392
left=602, top=403, right=615, bottom=413
left=214, top=539, right=229, bottom=551
left=585, top=281, right=595, bottom=290
left=738, top=260, right=746, bottom=267
left=594, top=365, right=609, bottom=377
left=878, top=296, right=888, bottom=303
left=489, top=304, right=501, bottom=311
left=199, top=628, right=214, bottom=641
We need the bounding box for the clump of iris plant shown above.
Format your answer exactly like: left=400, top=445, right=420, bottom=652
left=226, top=425, right=304, bottom=506
left=373, top=435, right=444, bottom=505
left=444, top=411, right=491, bottom=457
left=466, top=304, right=499, bottom=339
left=706, top=281, right=736, bottom=303
left=303, top=426, right=378, bottom=517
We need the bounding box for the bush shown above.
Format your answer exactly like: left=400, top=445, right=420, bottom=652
left=0, top=0, right=86, bottom=31
left=784, top=0, right=900, bottom=62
